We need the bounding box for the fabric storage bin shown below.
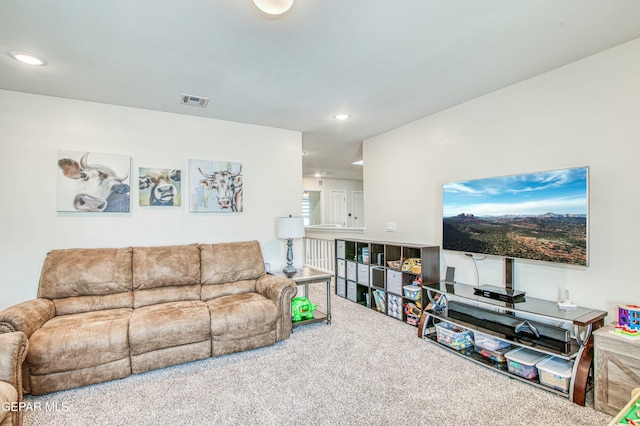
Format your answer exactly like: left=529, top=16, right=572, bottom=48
left=505, top=347, right=550, bottom=379
left=386, top=269, right=402, bottom=295
left=336, top=240, right=345, bottom=259
left=337, top=259, right=346, bottom=278
left=436, top=322, right=474, bottom=350
left=475, top=331, right=510, bottom=351
left=357, top=263, right=369, bottom=286
left=387, top=294, right=403, bottom=320
left=347, top=261, right=357, bottom=281
left=346, top=280, right=357, bottom=302
left=536, top=356, right=573, bottom=393
left=336, top=277, right=346, bottom=297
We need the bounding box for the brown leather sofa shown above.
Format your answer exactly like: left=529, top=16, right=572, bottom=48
left=0, top=241, right=297, bottom=396
left=0, top=332, right=28, bottom=426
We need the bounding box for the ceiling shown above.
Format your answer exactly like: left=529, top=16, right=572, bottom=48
left=2, top=1, right=640, bottom=181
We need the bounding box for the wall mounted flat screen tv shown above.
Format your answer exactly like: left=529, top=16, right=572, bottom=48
left=442, top=166, right=588, bottom=266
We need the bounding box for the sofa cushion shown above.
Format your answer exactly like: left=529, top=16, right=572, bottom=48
left=132, top=244, right=201, bottom=308
left=27, top=308, right=132, bottom=375
left=200, top=241, right=265, bottom=287
left=201, top=279, right=257, bottom=302
left=129, top=300, right=211, bottom=356
left=207, top=293, right=277, bottom=340
left=38, top=247, right=133, bottom=314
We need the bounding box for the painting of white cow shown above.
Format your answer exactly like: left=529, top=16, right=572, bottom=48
left=139, top=167, right=181, bottom=206
left=189, top=159, right=243, bottom=213
left=57, top=150, right=131, bottom=213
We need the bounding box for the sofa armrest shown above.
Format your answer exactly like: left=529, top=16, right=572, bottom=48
left=0, top=299, right=55, bottom=337
left=0, top=331, right=28, bottom=426
left=256, top=274, right=297, bottom=340
left=0, top=381, right=18, bottom=426
left=0, top=332, right=28, bottom=389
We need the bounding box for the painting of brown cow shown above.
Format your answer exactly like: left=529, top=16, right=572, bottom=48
left=57, top=150, right=131, bottom=212
left=189, top=159, right=243, bottom=213
left=139, top=168, right=181, bottom=206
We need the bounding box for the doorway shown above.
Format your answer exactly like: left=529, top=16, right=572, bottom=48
left=330, top=190, right=347, bottom=227
left=351, top=191, right=364, bottom=227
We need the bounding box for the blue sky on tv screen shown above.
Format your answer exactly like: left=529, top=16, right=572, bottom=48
left=443, top=167, right=588, bottom=217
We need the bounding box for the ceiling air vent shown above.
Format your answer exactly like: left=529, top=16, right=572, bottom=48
left=180, top=94, right=209, bottom=107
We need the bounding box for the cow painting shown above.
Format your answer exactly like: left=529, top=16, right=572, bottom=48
left=57, top=151, right=131, bottom=212
left=189, top=160, right=243, bottom=213
left=139, top=168, right=181, bottom=206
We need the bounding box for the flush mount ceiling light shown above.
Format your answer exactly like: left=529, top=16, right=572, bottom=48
left=9, top=51, right=46, bottom=66
left=252, top=0, right=294, bottom=15
left=333, top=113, right=351, bottom=121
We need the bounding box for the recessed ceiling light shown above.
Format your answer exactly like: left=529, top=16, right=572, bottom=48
left=9, top=51, right=46, bottom=66
left=253, top=0, right=294, bottom=15
left=333, top=113, right=351, bottom=121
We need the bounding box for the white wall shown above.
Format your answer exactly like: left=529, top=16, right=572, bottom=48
left=363, top=38, right=640, bottom=320
left=0, top=90, right=302, bottom=309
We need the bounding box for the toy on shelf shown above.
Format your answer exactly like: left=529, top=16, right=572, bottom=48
left=401, top=258, right=422, bottom=274
left=618, top=304, right=640, bottom=331
left=404, top=301, right=422, bottom=325
left=373, top=289, right=386, bottom=312
left=291, top=297, right=317, bottom=322
left=612, top=324, right=640, bottom=340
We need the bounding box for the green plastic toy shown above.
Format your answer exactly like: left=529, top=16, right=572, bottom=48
left=291, top=297, right=317, bottom=322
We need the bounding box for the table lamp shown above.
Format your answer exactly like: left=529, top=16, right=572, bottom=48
left=276, top=215, right=305, bottom=273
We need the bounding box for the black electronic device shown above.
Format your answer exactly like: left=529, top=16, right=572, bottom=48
left=473, top=284, right=526, bottom=303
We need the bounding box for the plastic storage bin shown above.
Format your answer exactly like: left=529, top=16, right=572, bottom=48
left=474, top=345, right=511, bottom=367
left=402, top=285, right=421, bottom=300
left=505, top=347, right=550, bottom=379
left=474, top=331, right=510, bottom=351
left=536, top=356, right=573, bottom=393
left=436, top=322, right=474, bottom=350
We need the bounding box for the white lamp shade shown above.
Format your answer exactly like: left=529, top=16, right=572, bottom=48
left=276, top=216, right=305, bottom=239
left=253, top=0, right=294, bottom=15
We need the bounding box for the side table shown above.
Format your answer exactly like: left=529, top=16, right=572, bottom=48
left=270, top=267, right=332, bottom=327
left=594, top=323, right=640, bottom=416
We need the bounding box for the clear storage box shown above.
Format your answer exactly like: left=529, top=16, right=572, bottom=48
left=504, top=347, right=550, bottom=379
left=402, top=285, right=421, bottom=300
left=474, top=331, right=511, bottom=351
left=436, top=322, right=474, bottom=350
left=536, top=356, right=573, bottom=393
left=474, top=345, right=510, bottom=367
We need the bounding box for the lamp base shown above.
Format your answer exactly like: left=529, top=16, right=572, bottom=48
left=282, top=237, right=297, bottom=274
left=282, top=265, right=298, bottom=274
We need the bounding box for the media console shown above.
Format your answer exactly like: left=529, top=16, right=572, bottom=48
left=419, top=281, right=607, bottom=405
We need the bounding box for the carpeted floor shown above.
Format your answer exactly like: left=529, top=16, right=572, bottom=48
left=23, top=284, right=613, bottom=425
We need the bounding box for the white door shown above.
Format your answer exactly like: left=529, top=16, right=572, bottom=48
left=330, top=190, right=347, bottom=226
left=352, top=191, right=364, bottom=227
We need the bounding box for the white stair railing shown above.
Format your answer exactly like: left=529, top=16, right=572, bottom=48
left=303, top=237, right=335, bottom=274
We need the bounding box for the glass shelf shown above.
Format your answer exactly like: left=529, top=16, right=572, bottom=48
left=423, top=281, right=607, bottom=327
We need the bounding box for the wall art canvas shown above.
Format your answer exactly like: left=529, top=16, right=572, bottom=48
left=57, top=150, right=131, bottom=213
left=189, top=159, right=243, bottom=213
left=138, top=168, right=181, bottom=206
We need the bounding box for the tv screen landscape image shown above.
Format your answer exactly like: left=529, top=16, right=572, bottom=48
left=442, top=167, right=588, bottom=266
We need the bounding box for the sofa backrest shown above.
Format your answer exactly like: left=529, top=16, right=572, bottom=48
left=132, top=243, right=201, bottom=308
left=38, top=247, right=134, bottom=315
left=200, top=241, right=266, bottom=301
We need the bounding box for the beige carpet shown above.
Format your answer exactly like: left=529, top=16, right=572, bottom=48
left=23, top=284, right=613, bottom=425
